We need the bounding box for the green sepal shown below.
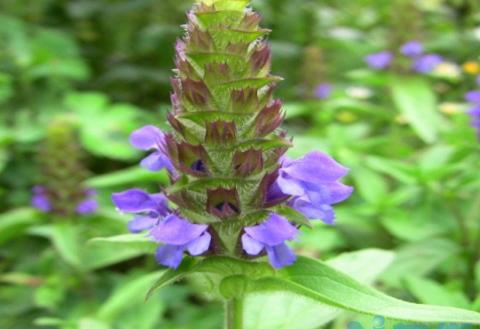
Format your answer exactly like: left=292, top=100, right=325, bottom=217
left=274, top=205, right=312, bottom=228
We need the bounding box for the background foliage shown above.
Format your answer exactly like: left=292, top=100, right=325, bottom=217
left=1, top=0, right=480, bottom=328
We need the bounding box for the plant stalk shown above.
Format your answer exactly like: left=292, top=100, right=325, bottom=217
left=225, top=298, right=243, bottom=329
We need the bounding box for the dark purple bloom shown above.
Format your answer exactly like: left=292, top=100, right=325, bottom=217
left=364, top=51, right=393, bottom=70
left=112, top=189, right=170, bottom=233
left=412, top=54, right=442, bottom=73
left=273, top=151, right=353, bottom=224
left=314, top=83, right=332, bottom=100
left=465, top=91, right=480, bottom=104
left=31, top=186, right=51, bottom=212
left=400, top=40, right=423, bottom=57
left=151, top=214, right=211, bottom=268
left=242, top=213, right=298, bottom=269
left=130, top=125, right=174, bottom=172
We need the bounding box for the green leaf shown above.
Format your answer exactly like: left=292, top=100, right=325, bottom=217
left=381, top=238, right=460, bottom=288
left=252, top=256, right=480, bottom=324
left=404, top=276, right=471, bottom=309
left=83, top=236, right=156, bottom=271
left=243, top=249, right=395, bottom=329
left=85, top=166, right=168, bottom=188
left=50, top=223, right=82, bottom=268
left=351, top=166, right=388, bottom=204
left=146, top=258, right=199, bottom=300
left=0, top=208, right=42, bottom=245
left=97, top=272, right=162, bottom=323
left=390, top=76, right=447, bottom=144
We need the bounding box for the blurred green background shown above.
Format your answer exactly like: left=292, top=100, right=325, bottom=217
left=1, top=0, right=480, bottom=328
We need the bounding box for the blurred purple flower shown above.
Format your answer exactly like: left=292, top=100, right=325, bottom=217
left=242, top=213, right=298, bottom=269
left=400, top=40, right=423, bottom=57
left=130, top=125, right=174, bottom=172
left=31, top=186, right=51, bottom=212
left=465, top=91, right=480, bottom=138
left=112, top=189, right=170, bottom=233
left=32, top=186, right=98, bottom=215
left=465, top=91, right=480, bottom=103
left=151, top=214, right=211, bottom=269
left=314, top=83, right=332, bottom=100
left=412, top=54, right=442, bottom=73
left=271, top=151, right=353, bottom=224
left=364, top=51, right=393, bottom=70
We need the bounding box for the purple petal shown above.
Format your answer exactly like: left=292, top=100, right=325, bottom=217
left=242, top=233, right=264, bottom=255
left=76, top=199, right=98, bottom=214
left=130, top=125, right=164, bottom=150
left=265, top=243, right=296, bottom=269
left=276, top=172, right=306, bottom=197
left=84, top=188, right=97, bottom=197
left=128, top=215, right=159, bottom=233
left=150, top=214, right=208, bottom=245
left=364, top=51, right=393, bottom=70
left=112, top=189, right=157, bottom=213
left=244, top=213, right=298, bottom=246
left=400, top=40, right=423, bottom=57
left=468, top=105, right=480, bottom=116
left=412, top=54, right=442, bottom=73
left=186, top=232, right=211, bottom=255
left=32, top=194, right=51, bottom=212
left=290, top=198, right=335, bottom=224
left=314, top=83, right=332, bottom=100
left=465, top=91, right=480, bottom=104
left=140, top=151, right=174, bottom=172
left=304, top=181, right=354, bottom=205
left=155, top=245, right=185, bottom=269
left=266, top=181, right=289, bottom=204
left=281, top=152, right=349, bottom=185
left=150, top=193, right=170, bottom=216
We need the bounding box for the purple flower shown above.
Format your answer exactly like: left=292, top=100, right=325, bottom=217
left=314, top=83, right=332, bottom=100
left=242, top=213, right=298, bottom=269
left=31, top=186, right=51, bottom=212
left=130, top=125, right=174, bottom=172
left=76, top=188, right=98, bottom=214
left=364, top=51, right=393, bottom=70
left=412, top=54, right=442, bottom=73
left=32, top=186, right=98, bottom=215
left=400, top=40, right=423, bottom=57
left=272, top=151, right=353, bottom=224
left=468, top=107, right=480, bottom=138
left=465, top=91, right=480, bottom=104
left=151, top=214, right=211, bottom=268
left=112, top=189, right=170, bottom=233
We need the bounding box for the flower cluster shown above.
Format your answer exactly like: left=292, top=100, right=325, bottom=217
left=32, top=186, right=98, bottom=215
left=112, top=0, right=352, bottom=270
left=365, top=40, right=442, bottom=73
left=465, top=76, right=480, bottom=138
left=33, top=117, right=98, bottom=217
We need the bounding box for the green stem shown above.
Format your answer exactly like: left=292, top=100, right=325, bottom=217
left=225, top=298, right=243, bottom=329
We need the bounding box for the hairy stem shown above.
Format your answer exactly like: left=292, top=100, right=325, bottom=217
left=225, top=298, right=243, bottom=329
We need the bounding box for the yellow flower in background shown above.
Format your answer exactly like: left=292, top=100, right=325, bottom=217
left=439, top=102, right=463, bottom=115
left=463, top=61, right=480, bottom=75
left=434, top=62, right=461, bottom=79
left=336, top=111, right=357, bottom=123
